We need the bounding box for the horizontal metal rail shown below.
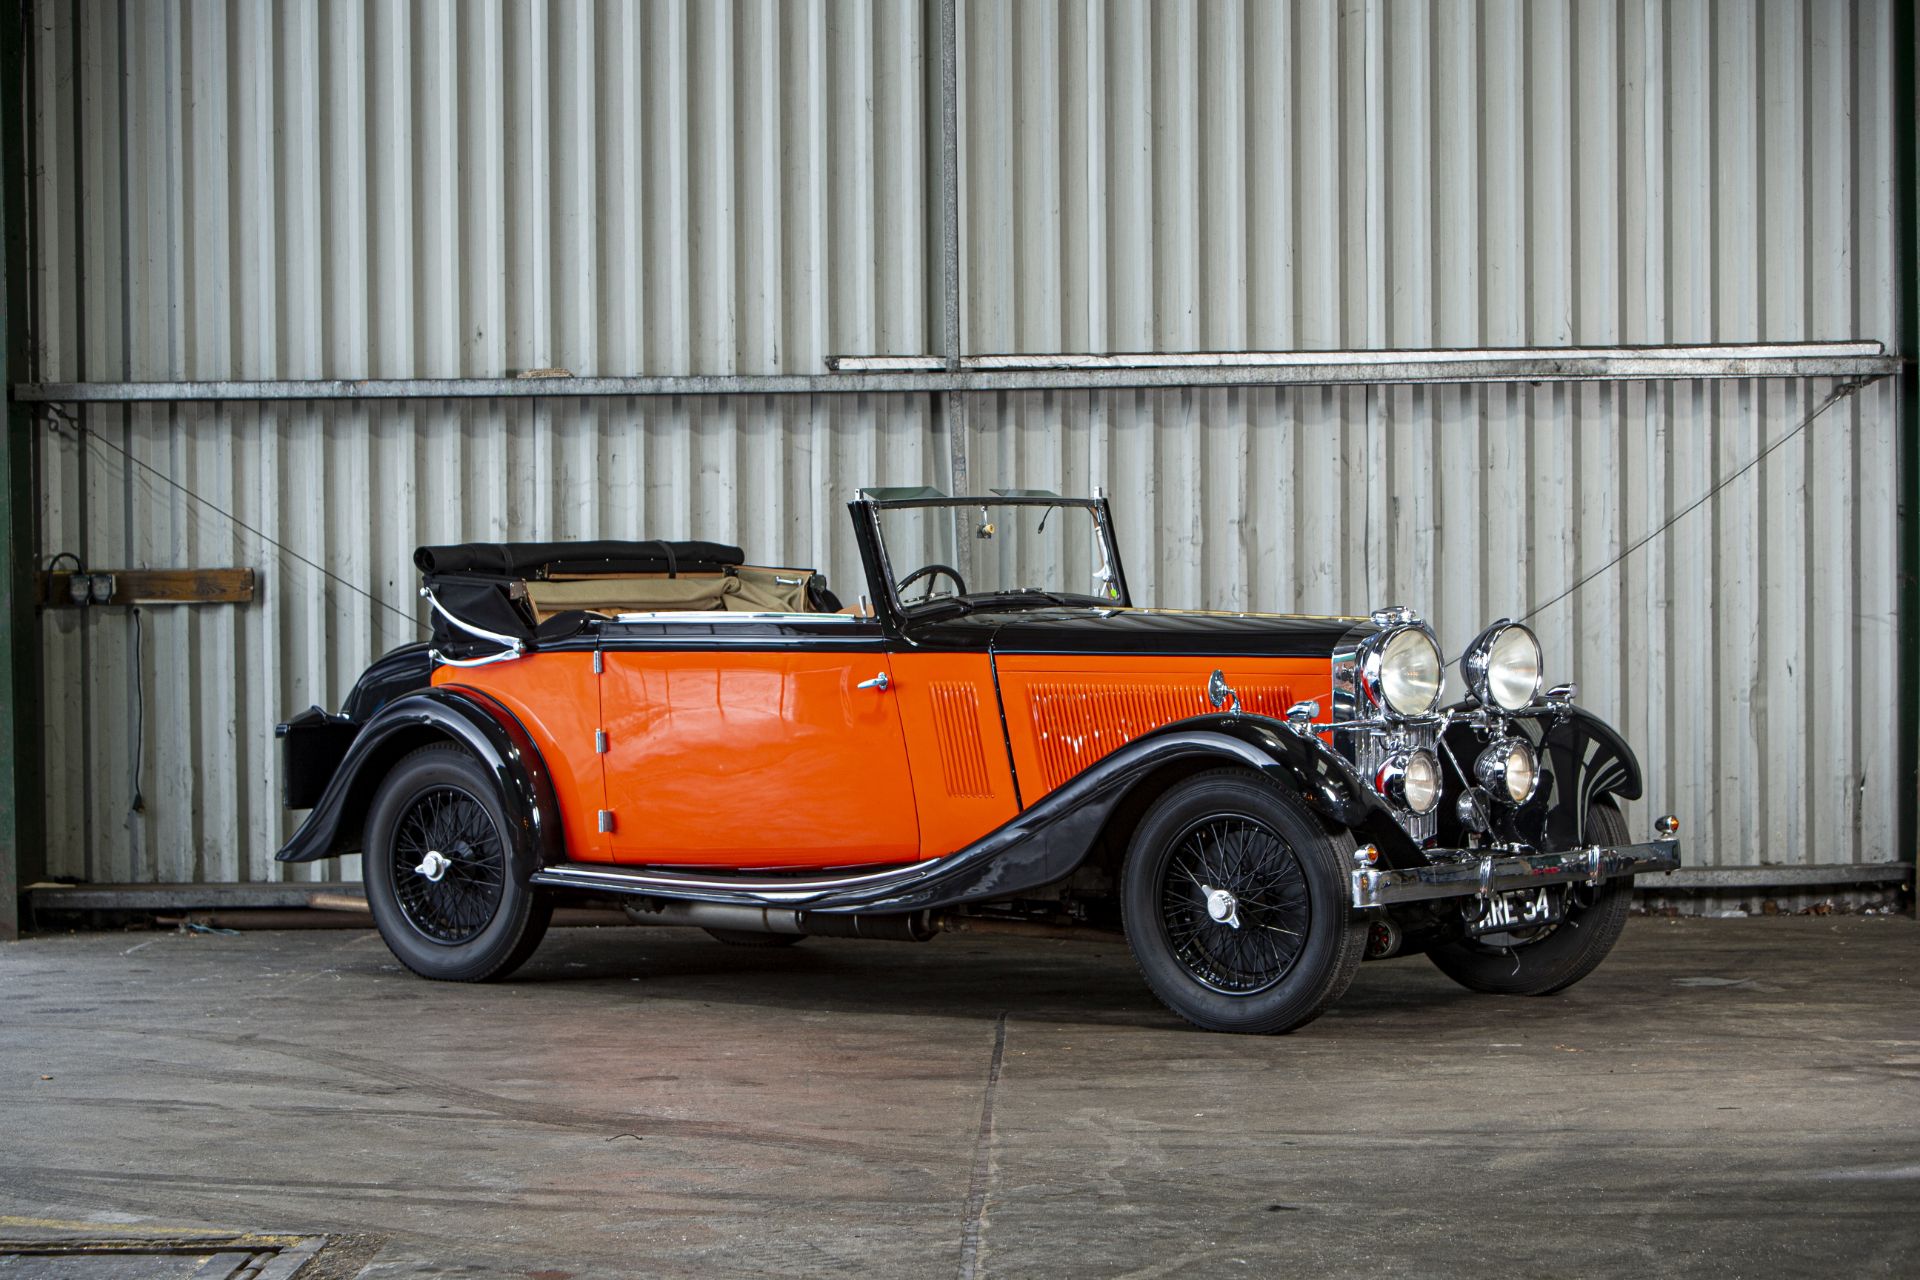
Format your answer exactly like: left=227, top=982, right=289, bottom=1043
left=1654, top=863, right=1911, bottom=889
left=10, top=343, right=1898, bottom=403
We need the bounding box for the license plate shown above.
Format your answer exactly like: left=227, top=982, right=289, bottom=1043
left=1467, top=885, right=1563, bottom=936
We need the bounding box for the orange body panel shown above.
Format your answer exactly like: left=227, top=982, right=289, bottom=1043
left=993, top=655, right=1335, bottom=802
left=434, top=655, right=610, bottom=863
left=598, top=650, right=920, bottom=868
left=888, top=653, right=1022, bottom=857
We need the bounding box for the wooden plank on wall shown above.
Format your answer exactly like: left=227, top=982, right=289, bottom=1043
left=38, top=568, right=256, bottom=607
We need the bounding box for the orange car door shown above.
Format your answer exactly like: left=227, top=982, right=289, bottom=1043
left=597, top=619, right=920, bottom=868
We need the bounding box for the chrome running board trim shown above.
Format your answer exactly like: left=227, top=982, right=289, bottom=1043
left=531, top=857, right=948, bottom=907
left=1351, top=838, right=1681, bottom=909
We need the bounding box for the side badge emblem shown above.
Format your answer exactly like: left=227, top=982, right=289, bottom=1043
left=1207, top=669, right=1240, bottom=716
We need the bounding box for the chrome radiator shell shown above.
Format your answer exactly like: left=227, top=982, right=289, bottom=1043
left=1331, top=615, right=1444, bottom=844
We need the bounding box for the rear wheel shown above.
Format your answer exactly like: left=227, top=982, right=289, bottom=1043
left=1426, top=798, right=1634, bottom=996
left=1121, top=770, right=1366, bottom=1034
left=363, top=744, right=551, bottom=982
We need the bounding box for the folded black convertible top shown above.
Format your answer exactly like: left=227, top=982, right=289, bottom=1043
left=414, top=539, right=745, bottom=579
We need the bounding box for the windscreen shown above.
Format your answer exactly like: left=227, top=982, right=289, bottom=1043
left=874, top=502, right=1121, bottom=608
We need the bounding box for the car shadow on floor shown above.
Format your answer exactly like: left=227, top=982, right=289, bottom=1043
left=413, top=924, right=1491, bottom=1033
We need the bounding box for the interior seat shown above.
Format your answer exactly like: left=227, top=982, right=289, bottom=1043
left=517, top=566, right=818, bottom=621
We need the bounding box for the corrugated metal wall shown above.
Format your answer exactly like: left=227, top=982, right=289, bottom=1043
left=22, top=0, right=1904, bottom=885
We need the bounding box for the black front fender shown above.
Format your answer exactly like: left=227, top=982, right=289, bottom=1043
left=275, top=687, right=564, bottom=868
left=843, top=712, right=1418, bottom=914
left=1532, top=704, right=1643, bottom=847
left=1443, top=704, right=1644, bottom=850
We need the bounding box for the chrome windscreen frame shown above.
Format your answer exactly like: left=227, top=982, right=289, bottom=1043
left=850, top=489, right=1133, bottom=638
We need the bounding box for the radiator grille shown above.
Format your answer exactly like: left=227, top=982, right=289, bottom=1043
left=1337, top=722, right=1442, bottom=844
left=930, top=682, right=995, bottom=798
left=1027, top=680, right=1297, bottom=792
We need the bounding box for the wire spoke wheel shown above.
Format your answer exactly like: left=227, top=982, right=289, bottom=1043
left=1123, top=771, right=1365, bottom=1034
left=1157, top=816, right=1311, bottom=996
left=389, top=784, right=507, bottom=945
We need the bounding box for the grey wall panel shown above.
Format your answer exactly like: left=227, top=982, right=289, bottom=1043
left=27, top=0, right=932, bottom=385
left=967, top=375, right=1901, bottom=873
left=23, top=0, right=1904, bottom=883
left=959, top=0, right=1898, bottom=353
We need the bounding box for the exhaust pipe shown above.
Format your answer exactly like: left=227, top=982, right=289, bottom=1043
left=622, top=900, right=1126, bottom=945
left=621, top=900, right=937, bottom=942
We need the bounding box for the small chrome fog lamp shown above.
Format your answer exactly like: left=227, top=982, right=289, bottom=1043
left=1376, top=748, right=1442, bottom=815
left=1474, top=738, right=1540, bottom=805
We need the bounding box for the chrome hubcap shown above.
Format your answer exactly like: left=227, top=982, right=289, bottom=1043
left=414, top=849, right=452, bottom=883
left=1204, top=886, right=1242, bottom=930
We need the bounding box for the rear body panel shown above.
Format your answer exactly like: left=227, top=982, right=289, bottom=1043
left=434, top=654, right=607, bottom=864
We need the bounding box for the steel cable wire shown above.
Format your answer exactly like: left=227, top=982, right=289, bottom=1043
left=38, top=404, right=425, bottom=644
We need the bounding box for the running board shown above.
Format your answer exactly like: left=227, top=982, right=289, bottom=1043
left=530, top=858, right=949, bottom=909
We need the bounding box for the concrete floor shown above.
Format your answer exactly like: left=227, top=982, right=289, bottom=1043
left=2, top=916, right=1916, bottom=1278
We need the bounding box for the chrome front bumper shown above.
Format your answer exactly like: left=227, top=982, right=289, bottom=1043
left=1350, top=838, right=1681, bottom=909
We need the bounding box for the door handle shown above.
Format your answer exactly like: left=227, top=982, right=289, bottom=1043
left=856, top=672, right=890, bottom=692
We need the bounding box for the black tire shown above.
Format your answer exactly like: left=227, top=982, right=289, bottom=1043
left=1426, top=799, right=1634, bottom=996
left=703, top=928, right=806, bottom=948
left=362, top=744, right=552, bottom=982
left=1120, top=769, right=1367, bottom=1035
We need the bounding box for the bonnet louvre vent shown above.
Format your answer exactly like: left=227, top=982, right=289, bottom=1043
left=930, top=682, right=995, bottom=797
left=1027, top=680, right=1297, bottom=792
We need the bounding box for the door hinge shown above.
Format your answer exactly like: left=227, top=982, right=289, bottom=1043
left=595, top=729, right=609, bottom=754
left=592, top=649, right=604, bottom=673
left=597, top=809, right=615, bottom=834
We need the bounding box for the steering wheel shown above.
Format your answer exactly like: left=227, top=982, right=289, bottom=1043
left=896, top=562, right=968, bottom=604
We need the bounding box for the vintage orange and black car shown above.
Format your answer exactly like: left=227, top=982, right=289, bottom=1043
left=277, top=490, right=1680, bottom=1034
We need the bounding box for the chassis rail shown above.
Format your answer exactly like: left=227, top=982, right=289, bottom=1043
left=1351, top=838, right=1681, bottom=909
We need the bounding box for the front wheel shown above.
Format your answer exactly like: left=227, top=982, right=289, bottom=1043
left=1425, top=799, right=1634, bottom=996
left=363, top=744, right=552, bottom=982
left=1121, top=770, right=1367, bottom=1034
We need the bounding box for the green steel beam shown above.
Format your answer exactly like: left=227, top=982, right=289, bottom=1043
left=0, top=0, right=40, bottom=940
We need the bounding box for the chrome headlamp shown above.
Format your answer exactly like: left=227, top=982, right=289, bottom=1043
left=1461, top=620, right=1543, bottom=712
left=1474, top=738, right=1540, bottom=805
left=1376, top=748, right=1442, bottom=815
left=1359, top=625, right=1445, bottom=720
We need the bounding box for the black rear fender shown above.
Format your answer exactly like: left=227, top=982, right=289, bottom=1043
left=276, top=687, right=564, bottom=868
left=278, top=643, right=434, bottom=809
